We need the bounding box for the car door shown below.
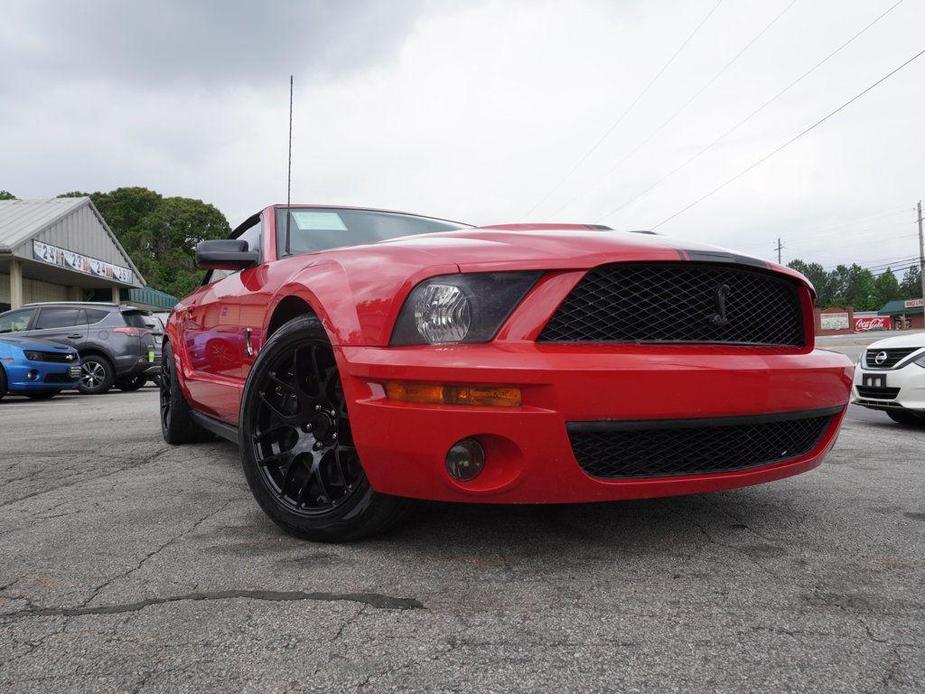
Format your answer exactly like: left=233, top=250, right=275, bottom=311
left=23, top=306, right=88, bottom=347
left=230, top=216, right=272, bottom=383
left=183, top=218, right=262, bottom=424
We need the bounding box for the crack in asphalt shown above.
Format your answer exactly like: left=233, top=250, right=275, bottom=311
left=77, top=496, right=242, bottom=610
left=0, top=447, right=171, bottom=509
left=5, top=590, right=424, bottom=618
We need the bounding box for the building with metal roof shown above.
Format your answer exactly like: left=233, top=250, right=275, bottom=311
left=0, top=197, right=161, bottom=311
left=877, top=297, right=925, bottom=330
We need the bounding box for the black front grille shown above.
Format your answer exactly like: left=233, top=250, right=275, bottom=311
left=568, top=408, right=837, bottom=479
left=539, top=263, right=804, bottom=346
left=864, top=348, right=918, bottom=369
left=44, top=373, right=72, bottom=383
left=856, top=386, right=900, bottom=400
left=29, top=351, right=75, bottom=363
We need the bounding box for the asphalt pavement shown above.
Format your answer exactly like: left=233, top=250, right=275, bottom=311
left=1, top=343, right=923, bottom=691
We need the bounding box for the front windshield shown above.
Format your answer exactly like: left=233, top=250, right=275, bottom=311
left=275, top=207, right=468, bottom=256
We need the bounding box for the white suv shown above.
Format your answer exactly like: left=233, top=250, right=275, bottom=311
left=852, top=331, right=925, bottom=425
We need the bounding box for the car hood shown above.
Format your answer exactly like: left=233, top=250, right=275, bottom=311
left=375, top=225, right=807, bottom=283
left=865, top=331, right=925, bottom=350
left=0, top=336, right=77, bottom=353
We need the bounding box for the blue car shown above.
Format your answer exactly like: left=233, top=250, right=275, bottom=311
left=0, top=337, right=82, bottom=401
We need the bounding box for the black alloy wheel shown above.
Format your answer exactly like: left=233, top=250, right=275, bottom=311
left=240, top=315, right=411, bottom=542
left=160, top=341, right=212, bottom=444
left=251, top=337, right=364, bottom=515
left=78, top=356, right=114, bottom=395
left=159, top=354, right=171, bottom=429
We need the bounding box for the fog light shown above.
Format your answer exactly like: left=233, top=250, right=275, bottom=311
left=445, top=438, right=485, bottom=481
left=26, top=370, right=39, bottom=381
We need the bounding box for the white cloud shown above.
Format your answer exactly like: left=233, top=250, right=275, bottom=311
left=1, top=0, right=923, bottom=270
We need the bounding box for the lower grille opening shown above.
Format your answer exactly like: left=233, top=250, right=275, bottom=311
left=568, top=408, right=838, bottom=479
left=855, top=386, right=901, bottom=400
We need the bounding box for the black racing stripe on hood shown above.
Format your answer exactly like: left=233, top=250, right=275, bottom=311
left=683, top=250, right=769, bottom=268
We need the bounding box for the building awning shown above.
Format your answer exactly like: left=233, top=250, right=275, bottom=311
left=878, top=298, right=924, bottom=315
left=119, top=286, right=177, bottom=311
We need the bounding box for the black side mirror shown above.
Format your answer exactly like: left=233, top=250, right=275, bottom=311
left=195, top=239, right=259, bottom=270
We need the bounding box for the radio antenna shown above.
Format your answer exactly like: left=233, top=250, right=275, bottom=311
left=285, top=75, right=293, bottom=255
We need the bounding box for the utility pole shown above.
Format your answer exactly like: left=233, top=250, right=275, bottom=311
left=918, top=201, right=925, bottom=324
left=774, top=237, right=784, bottom=264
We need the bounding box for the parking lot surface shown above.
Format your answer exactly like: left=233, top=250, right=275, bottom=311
left=1, top=383, right=923, bottom=692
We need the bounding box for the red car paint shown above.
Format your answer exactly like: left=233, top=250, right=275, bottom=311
left=167, top=205, right=853, bottom=503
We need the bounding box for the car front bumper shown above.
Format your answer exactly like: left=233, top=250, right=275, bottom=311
left=852, top=361, right=925, bottom=412
left=3, top=361, right=81, bottom=392
left=339, top=344, right=854, bottom=504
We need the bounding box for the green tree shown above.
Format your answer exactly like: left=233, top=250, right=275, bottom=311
left=787, top=259, right=830, bottom=306
left=899, top=265, right=923, bottom=299
left=844, top=264, right=877, bottom=310
left=133, top=196, right=230, bottom=297
left=56, top=186, right=230, bottom=298
left=872, top=268, right=901, bottom=309
left=0, top=190, right=16, bottom=200
left=827, top=265, right=851, bottom=306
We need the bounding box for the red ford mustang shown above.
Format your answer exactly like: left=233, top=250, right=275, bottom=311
left=161, top=205, right=853, bottom=541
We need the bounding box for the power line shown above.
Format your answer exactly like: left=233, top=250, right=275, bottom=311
left=549, top=0, right=798, bottom=218
left=863, top=256, right=919, bottom=271
left=523, top=0, right=724, bottom=217
left=783, top=207, right=910, bottom=243
left=734, top=210, right=909, bottom=253
left=650, top=46, right=925, bottom=229
left=871, top=262, right=918, bottom=277
left=601, top=0, right=906, bottom=221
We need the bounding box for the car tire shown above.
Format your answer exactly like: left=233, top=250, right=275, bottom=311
left=78, top=355, right=115, bottom=395
left=26, top=391, right=58, bottom=401
left=116, top=375, right=147, bottom=392
left=239, top=314, right=413, bottom=542
left=886, top=410, right=925, bottom=426
left=160, top=341, right=213, bottom=445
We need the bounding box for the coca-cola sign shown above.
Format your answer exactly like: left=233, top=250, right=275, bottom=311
left=854, top=316, right=890, bottom=332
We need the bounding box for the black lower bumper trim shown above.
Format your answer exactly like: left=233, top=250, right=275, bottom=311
left=567, top=406, right=843, bottom=480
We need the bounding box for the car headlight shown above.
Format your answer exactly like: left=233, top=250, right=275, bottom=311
left=23, top=350, right=40, bottom=361
left=913, top=352, right=925, bottom=368
left=390, top=272, right=541, bottom=345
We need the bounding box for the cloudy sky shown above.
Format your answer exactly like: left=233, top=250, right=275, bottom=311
left=2, top=0, right=924, bottom=273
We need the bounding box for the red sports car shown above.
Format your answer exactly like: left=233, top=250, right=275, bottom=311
left=161, top=205, right=853, bottom=541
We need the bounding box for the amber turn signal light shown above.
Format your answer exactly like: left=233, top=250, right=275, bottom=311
left=384, top=382, right=522, bottom=407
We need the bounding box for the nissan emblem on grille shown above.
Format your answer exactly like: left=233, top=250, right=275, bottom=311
left=874, top=351, right=888, bottom=365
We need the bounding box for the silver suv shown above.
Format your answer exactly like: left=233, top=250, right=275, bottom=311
left=0, top=302, right=161, bottom=394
